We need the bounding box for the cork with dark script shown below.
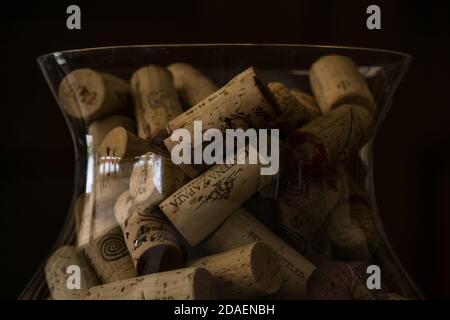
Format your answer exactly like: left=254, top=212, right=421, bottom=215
left=159, top=150, right=273, bottom=246
left=189, top=242, right=282, bottom=299
left=45, top=246, right=100, bottom=300
left=287, top=104, right=374, bottom=175
left=88, top=115, right=136, bottom=151
left=131, top=65, right=183, bottom=143
left=85, top=267, right=218, bottom=300
left=81, top=226, right=136, bottom=283
left=276, top=164, right=349, bottom=265
left=168, top=63, right=218, bottom=109
left=59, top=69, right=130, bottom=121
left=310, top=55, right=376, bottom=114
left=203, top=208, right=315, bottom=299
left=164, top=67, right=281, bottom=154
left=121, top=204, right=185, bottom=275
left=268, top=82, right=318, bottom=136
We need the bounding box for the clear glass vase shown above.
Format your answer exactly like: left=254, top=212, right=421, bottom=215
left=21, top=44, right=421, bottom=300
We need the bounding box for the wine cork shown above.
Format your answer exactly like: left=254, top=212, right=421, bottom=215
left=307, top=261, right=375, bottom=300
left=168, top=63, right=218, bottom=108
left=326, top=201, right=371, bottom=261
left=290, top=89, right=322, bottom=118
left=58, top=69, right=130, bottom=121
left=88, top=115, right=136, bottom=151
left=310, top=55, right=376, bottom=114
left=81, top=226, right=137, bottom=283
left=45, top=246, right=100, bottom=300
left=97, top=127, right=166, bottom=164
left=159, top=150, right=273, bottom=246
left=164, top=67, right=281, bottom=154
left=129, top=152, right=189, bottom=209
left=122, top=204, right=185, bottom=275
left=114, top=190, right=133, bottom=227
left=203, top=207, right=316, bottom=299
left=131, top=65, right=183, bottom=143
left=346, top=178, right=381, bottom=252
left=85, top=267, right=218, bottom=300
left=276, top=165, right=347, bottom=264
left=268, top=82, right=318, bottom=136
left=189, top=242, right=282, bottom=299
left=287, top=104, right=374, bottom=175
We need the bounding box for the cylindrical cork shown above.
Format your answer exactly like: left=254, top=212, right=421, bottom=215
left=326, top=201, right=371, bottom=261
left=121, top=204, right=185, bottom=275
left=168, top=63, right=218, bottom=109
left=309, top=55, right=376, bottom=114
left=307, top=261, right=376, bottom=300
left=131, top=65, right=183, bottom=143
left=129, top=152, right=189, bottom=209
left=189, top=242, right=282, bottom=299
left=85, top=267, right=218, bottom=300
left=58, top=69, right=130, bottom=121
left=164, top=67, right=281, bottom=155
left=290, top=89, right=322, bottom=118
left=159, top=151, right=273, bottom=246
left=88, top=115, right=136, bottom=151
left=203, top=207, right=316, bottom=299
left=45, top=246, right=100, bottom=300
left=287, top=104, right=374, bottom=175
left=97, top=127, right=166, bottom=163
left=114, top=191, right=133, bottom=228
left=346, top=177, right=381, bottom=253
left=268, top=82, right=318, bottom=137
left=276, top=164, right=348, bottom=264
left=81, top=226, right=137, bottom=283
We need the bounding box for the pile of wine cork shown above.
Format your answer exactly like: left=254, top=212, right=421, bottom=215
left=45, top=56, right=408, bottom=300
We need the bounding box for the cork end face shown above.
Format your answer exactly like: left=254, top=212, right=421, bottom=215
left=98, top=126, right=128, bottom=161
left=58, top=68, right=105, bottom=119
left=191, top=267, right=219, bottom=300
left=307, top=261, right=354, bottom=300
left=249, top=242, right=283, bottom=295
left=136, top=244, right=185, bottom=276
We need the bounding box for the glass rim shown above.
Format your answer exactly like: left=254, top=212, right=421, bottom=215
left=37, top=43, right=411, bottom=63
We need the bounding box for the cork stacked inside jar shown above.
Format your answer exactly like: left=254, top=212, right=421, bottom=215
left=45, top=56, right=405, bottom=300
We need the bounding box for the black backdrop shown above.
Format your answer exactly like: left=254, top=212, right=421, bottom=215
left=1, top=0, right=449, bottom=299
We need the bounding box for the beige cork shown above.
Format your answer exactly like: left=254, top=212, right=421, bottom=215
left=85, top=267, right=218, bottom=300
left=121, top=204, right=185, bottom=275
left=310, top=55, right=376, bottom=114
left=58, top=69, right=130, bottom=121
left=164, top=67, right=281, bottom=156
left=268, top=82, right=318, bottom=136
left=276, top=165, right=347, bottom=265
left=74, top=192, right=94, bottom=248
left=88, top=115, right=136, bottom=151
left=290, top=88, right=322, bottom=118
left=131, top=65, right=183, bottom=143
left=45, top=246, right=100, bottom=300
left=114, top=190, right=133, bottom=228
left=159, top=151, right=273, bottom=246
left=80, top=226, right=137, bottom=283
left=287, top=104, right=374, bottom=175
left=326, top=201, right=371, bottom=261
left=189, top=242, right=282, bottom=299
left=129, top=152, right=189, bottom=209
left=203, top=207, right=316, bottom=299
left=168, top=63, right=218, bottom=109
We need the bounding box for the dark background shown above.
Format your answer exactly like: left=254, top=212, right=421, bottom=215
left=1, top=0, right=449, bottom=299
